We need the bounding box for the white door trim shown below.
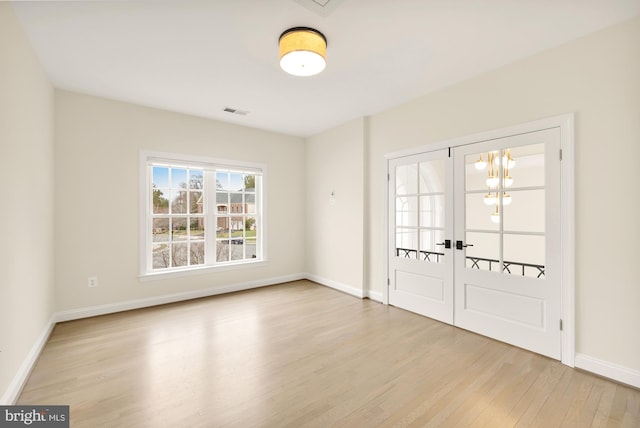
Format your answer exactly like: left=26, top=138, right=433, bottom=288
left=383, top=113, right=575, bottom=367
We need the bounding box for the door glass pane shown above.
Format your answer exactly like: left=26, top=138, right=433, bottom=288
left=395, top=158, right=446, bottom=264
left=503, top=189, right=545, bottom=233
left=507, top=144, right=545, bottom=187
left=420, top=195, right=444, bottom=228
left=396, top=229, right=418, bottom=259
left=465, top=152, right=493, bottom=192
left=396, top=164, right=417, bottom=195
left=465, top=193, right=499, bottom=231
left=464, top=143, right=546, bottom=279
left=419, top=160, right=444, bottom=193
left=504, top=234, right=545, bottom=278
left=396, top=196, right=418, bottom=227
left=465, top=232, right=500, bottom=272
left=420, top=229, right=445, bottom=263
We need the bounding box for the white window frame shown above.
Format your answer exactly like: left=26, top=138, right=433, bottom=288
left=139, top=150, right=267, bottom=280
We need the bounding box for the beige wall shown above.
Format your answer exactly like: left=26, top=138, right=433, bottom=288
left=305, top=118, right=365, bottom=294
left=2, top=4, right=638, bottom=401
left=365, top=17, right=640, bottom=371
left=0, top=4, right=55, bottom=402
left=54, top=91, right=306, bottom=312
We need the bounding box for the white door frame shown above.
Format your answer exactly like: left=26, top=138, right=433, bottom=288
left=383, top=114, right=575, bottom=367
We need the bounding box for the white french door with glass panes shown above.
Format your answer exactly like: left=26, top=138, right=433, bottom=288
left=453, top=128, right=561, bottom=359
left=388, top=149, right=454, bottom=324
left=388, top=127, right=563, bottom=359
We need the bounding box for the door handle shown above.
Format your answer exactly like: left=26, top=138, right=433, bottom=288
left=456, top=240, right=474, bottom=250
left=436, top=239, right=451, bottom=249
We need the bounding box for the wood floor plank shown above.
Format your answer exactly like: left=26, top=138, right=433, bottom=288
left=17, top=280, right=640, bottom=427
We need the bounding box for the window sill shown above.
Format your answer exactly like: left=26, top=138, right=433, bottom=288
left=139, top=259, right=268, bottom=282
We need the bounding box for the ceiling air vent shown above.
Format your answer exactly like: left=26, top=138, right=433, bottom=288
left=292, top=0, right=345, bottom=17
left=223, top=107, right=249, bottom=116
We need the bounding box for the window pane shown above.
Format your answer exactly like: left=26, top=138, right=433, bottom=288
left=152, top=243, right=170, bottom=269
left=190, top=217, right=205, bottom=239
left=217, top=219, right=229, bottom=239
left=230, top=193, right=243, bottom=214
left=216, top=172, right=229, bottom=191
left=153, top=188, right=169, bottom=214
left=172, top=218, right=187, bottom=241
left=244, top=175, right=256, bottom=192
left=172, top=243, right=188, bottom=267
left=171, top=190, right=187, bottom=214
left=190, top=191, right=203, bottom=214
left=152, top=218, right=169, bottom=242
left=216, top=241, right=229, bottom=262
left=190, top=242, right=204, bottom=266
left=171, top=168, right=187, bottom=189
left=245, top=193, right=256, bottom=214
left=246, top=217, right=257, bottom=259
left=230, top=240, right=243, bottom=261
left=230, top=173, right=243, bottom=192
left=152, top=167, right=169, bottom=188
left=228, top=216, right=242, bottom=233
left=216, top=193, right=229, bottom=214
left=189, top=169, right=203, bottom=190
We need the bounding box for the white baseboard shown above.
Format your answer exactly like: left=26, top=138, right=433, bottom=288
left=305, top=273, right=364, bottom=298
left=365, top=290, right=383, bottom=302
left=575, top=353, right=640, bottom=389
left=1, top=315, right=56, bottom=405
left=9, top=276, right=639, bottom=406
left=55, top=273, right=306, bottom=322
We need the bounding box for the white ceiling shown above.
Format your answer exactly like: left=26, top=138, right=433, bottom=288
left=11, top=0, right=640, bottom=137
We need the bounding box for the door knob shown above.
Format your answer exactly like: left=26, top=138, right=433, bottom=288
left=456, top=240, right=474, bottom=250
left=436, top=239, right=451, bottom=249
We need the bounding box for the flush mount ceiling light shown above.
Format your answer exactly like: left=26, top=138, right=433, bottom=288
left=279, top=27, right=327, bottom=77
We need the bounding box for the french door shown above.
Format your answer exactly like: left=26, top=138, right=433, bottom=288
left=388, top=149, right=454, bottom=324
left=388, top=128, right=562, bottom=359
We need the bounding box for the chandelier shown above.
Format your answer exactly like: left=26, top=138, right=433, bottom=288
left=475, top=149, right=515, bottom=223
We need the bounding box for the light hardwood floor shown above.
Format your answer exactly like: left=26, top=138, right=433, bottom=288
left=18, top=280, right=640, bottom=427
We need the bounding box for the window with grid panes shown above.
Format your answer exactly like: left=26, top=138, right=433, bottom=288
left=142, top=153, right=263, bottom=275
